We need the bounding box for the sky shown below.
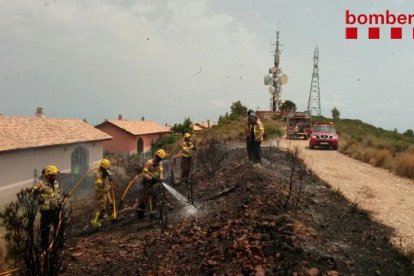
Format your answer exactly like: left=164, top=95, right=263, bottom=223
left=0, top=0, right=413, bottom=132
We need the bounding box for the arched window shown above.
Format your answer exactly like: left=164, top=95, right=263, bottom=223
left=71, top=146, right=89, bottom=174
left=137, top=138, right=144, bottom=154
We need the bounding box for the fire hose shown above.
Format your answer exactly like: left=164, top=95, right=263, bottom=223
left=110, top=185, right=117, bottom=220
left=66, top=166, right=98, bottom=199
left=118, top=173, right=142, bottom=210
left=0, top=267, right=20, bottom=276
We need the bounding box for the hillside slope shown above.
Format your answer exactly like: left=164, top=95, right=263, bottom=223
left=63, top=147, right=413, bottom=275
left=312, top=116, right=414, bottom=179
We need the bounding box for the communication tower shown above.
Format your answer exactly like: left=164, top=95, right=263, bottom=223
left=264, top=31, right=288, bottom=112
left=307, top=47, right=321, bottom=115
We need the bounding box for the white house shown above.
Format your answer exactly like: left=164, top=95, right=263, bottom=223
left=0, top=109, right=112, bottom=205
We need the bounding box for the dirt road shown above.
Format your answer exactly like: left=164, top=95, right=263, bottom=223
left=280, top=139, right=414, bottom=250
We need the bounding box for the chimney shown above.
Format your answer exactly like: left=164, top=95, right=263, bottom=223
left=35, top=107, right=45, bottom=118
left=118, top=114, right=123, bottom=120
left=83, top=118, right=88, bottom=124
left=141, top=116, right=145, bottom=121
left=165, top=123, right=167, bottom=126
left=0, top=112, right=3, bottom=117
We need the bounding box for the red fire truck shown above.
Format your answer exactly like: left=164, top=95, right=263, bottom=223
left=286, top=112, right=312, bottom=140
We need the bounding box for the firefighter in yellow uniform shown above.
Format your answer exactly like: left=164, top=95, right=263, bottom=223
left=90, top=159, right=114, bottom=227
left=32, top=165, right=61, bottom=250
left=244, top=111, right=264, bottom=164
left=136, top=149, right=167, bottom=219
left=181, top=132, right=194, bottom=183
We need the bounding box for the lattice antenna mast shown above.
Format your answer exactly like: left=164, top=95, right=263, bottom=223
left=270, top=31, right=282, bottom=111
left=274, top=31, right=281, bottom=68
left=264, top=30, right=288, bottom=111
left=307, top=47, right=321, bottom=115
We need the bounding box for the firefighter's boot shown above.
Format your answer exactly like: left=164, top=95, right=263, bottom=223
left=90, top=211, right=102, bottom=228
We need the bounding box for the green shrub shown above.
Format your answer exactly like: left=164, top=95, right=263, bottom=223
left=151, top=134, right=181, bottom=152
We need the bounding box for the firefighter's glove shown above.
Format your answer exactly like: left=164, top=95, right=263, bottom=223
left=151, top=176, right=160, bottom=184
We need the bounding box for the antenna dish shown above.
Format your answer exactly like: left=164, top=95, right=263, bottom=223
left=268, top=86, right=275, bottom=94
left=264, top=75, right=271, bottom=85
left=279, top=74, right=288, bottom=85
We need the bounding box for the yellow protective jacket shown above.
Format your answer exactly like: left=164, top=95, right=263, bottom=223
left=244, top=118, right=265, bottom=142
left=182, top=141, right=194, bottom=158
left=32, top=179, right=60, bottom=210
left=94, top=168, right=112, bottom=193
left=143, top=159, right=164, bottom=181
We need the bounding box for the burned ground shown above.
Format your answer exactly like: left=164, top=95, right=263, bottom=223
left=63, top=147, right=413, bottom=275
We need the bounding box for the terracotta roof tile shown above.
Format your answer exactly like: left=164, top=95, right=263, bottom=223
left=192, top=125, right=204, bottom=131
left=103, top=120, right=171, bottom=136
left=0, top=116, right=112, bottom=153
left=193, top=121, right=214, bottom=131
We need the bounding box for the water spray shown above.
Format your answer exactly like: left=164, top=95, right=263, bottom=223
left=162, top=182, right=199, bottom=211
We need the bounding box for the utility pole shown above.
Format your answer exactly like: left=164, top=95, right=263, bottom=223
left=307, top=47, right=321, bottom=115
left=264, top=31, right=288, bottom=112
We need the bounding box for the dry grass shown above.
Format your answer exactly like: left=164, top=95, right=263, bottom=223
left=349, top=185, right=375, bottom=213
left=369, top=149, right=394, bottom=168
left=338, top=138, right=414, bottom=178
left=349, top=146, right=393, bottom=168
left=395, top=152, right=414, bottom=179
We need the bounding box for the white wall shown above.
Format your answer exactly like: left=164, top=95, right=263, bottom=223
left=0, top=142, right=104, bottom=206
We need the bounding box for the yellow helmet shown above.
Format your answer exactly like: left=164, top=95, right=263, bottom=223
left=44, top=165, right=59, bottom=176
left=100, top=159, right=111, bottom=170
left=184, top=132, right=192, bottom=138
left=155, top=149, right=167, bottom=159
